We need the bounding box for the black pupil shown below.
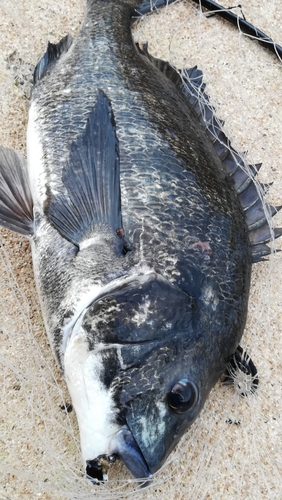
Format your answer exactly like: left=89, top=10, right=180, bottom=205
left=169, top=391, right=185, bottom=407
left=168, top=380, right=198, bottom=414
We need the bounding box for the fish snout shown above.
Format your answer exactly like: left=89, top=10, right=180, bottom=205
left=123, top=379, right=201, bottom=476
left=85, top=426, right=152, bottom=485
left=110, top=426, right=153, bottom=484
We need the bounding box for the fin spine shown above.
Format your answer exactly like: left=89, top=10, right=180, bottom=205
left=179, top=66, right=282, bottom=263
left=134, top=49, right=282, bottom=263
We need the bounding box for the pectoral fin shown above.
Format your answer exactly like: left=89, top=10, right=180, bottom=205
left=0, top=146, right=33, bottom=236
left=46, top=89, right=124, bottom=253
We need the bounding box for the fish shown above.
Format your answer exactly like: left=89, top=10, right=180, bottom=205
left=0, top=0, right=280, bottom=485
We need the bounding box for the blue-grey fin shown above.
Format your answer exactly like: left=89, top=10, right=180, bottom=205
left=33, top=34, right=73, bottom=84
left=136, top=43, right=181, bottom=86
left=137, top=47, right=282, bottom=263
left=251, top=243, right=276, bottom=263
left=0, top=146, right=33, bottom=236
left=179, top=67, right=282, bottom=261
left=249, top=225, right=282, bottom=246
left=46, top=89, right=124, bottom=252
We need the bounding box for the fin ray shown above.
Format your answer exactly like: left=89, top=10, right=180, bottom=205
left=0, top=146, right=33, bottom=236
left=46, top=89, right=123, bottom=251
left=136, top=50, right=282, bottom=263
left=176, top=66, right=282, bottom=263
left=34, top=34, right=73, bottom=84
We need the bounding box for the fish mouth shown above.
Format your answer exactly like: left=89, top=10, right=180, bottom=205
left=86, top=426, right=152, bottom=485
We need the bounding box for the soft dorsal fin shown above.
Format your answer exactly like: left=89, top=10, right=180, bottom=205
left=33, top=34, right=73, bottom=84
left=46, top=89, right=124, bottom=251
left=0, top=146, right=33, bottom=236
left=137, top=45, right=282, bottom=263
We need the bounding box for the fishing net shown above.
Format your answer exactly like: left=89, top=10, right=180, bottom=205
left=0, top=1, right=281, bottom=499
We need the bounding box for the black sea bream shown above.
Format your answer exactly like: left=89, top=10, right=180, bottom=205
left=0, top=0, right=280, bottom=483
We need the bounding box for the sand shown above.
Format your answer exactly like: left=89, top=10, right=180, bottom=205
left=0, top=1, right=281, bottom=499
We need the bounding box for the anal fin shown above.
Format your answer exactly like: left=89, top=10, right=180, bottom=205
left=0, top=146, right=33, bottom=236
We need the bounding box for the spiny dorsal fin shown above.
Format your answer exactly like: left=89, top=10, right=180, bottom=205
left=0, top=146, right=33, bottom=236
left=181, top=67, right=282, bottom=262
left=33, top=34, right=73, bottom=84
left=46, top=89, right=124, bottom=252
left=136, top=43, right=181, bottom=85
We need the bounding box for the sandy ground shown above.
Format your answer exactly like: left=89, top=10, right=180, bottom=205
left=0, top=1, right=281, bottom=499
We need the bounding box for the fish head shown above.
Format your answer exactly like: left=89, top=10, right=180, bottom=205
left=64, top=271, right=227, bottom=482
left=113, top=327, right=223, bottom=479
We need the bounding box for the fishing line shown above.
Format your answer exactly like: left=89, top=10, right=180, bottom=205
left=190, top=0, right=282, bottom=60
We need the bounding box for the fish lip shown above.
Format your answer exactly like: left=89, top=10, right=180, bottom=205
left=109, top=425, right=153, bottom=483
left=85, top=426, right=153, bottom=484
left=125, top=418, right=165, bottom=475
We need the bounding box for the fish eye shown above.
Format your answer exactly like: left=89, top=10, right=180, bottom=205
left=168, top=379, right=199, bottom=414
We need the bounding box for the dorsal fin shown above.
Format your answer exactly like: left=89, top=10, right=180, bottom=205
left=136, top=45, right=282, bottom=263
left=180, top=66, right=282, bottom=262
left=33, top=34, right=73, bottom=84
left=0, top=146, right=33, bottom=236
left=46, top=89, right=124, bottom=252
